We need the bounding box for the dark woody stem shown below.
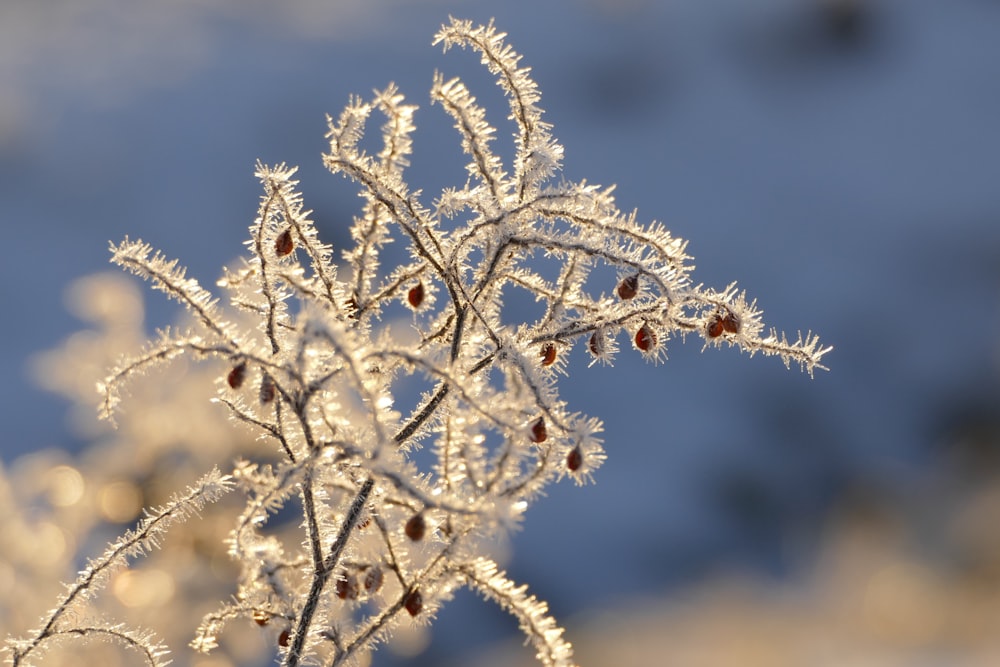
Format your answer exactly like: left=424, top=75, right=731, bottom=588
left=284, top=477, right=375, bottom=667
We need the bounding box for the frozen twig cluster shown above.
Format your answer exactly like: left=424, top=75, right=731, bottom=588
left=7, top=17, right=828, bottom=667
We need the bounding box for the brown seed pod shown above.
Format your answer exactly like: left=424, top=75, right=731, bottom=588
left=540, top=343, right=557, bottom=367
left=278, top=629, right=291, bottom=647
left=635, top=324, right=656, bottom=352
left=404, top=513, right=426, bottom=541
left=363, top=565, right=384, bottom=593
left=253, top=610, right=269, bottom=627
left=706, top=315, right=725, bottom=338
left=721, top=311, right=741, bottom=334
left=407, top=281, right=425, bottom=309
left=617, top=274, right=639, bottom=300
left=275, top=229, right=294, bottom=257
left=566, top=445, right=583, bottom=472
left=260, top=375, right=276, bottom=404
left=404, top=589, right=423, bottom=617
left=529, top=417, right=547, bottom=444
left=227, top=361, right=246, bottom=389
left=335, top=572, right=359, bottom=600
left=588, top=331, right=603, bottom=357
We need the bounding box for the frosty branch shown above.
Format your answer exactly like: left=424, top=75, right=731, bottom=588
left=7, top=17, right=829, bottom=667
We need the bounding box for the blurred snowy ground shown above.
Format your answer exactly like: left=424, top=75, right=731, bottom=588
left=2, top=0, right=999, bottom=664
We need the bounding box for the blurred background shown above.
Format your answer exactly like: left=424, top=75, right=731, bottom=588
left=2, top=0, right=1000, bottom=665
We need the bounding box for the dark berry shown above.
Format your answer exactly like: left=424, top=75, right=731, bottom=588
left=588, top=331, right=603, bottom=357
left=407, top=282, right=425, bottom=309
left=566, top=446, right=583, bottom=472
left=227, top=362, right=246, bottom=389
left=706, top=316, right=724, bottom=338
left=404, top=589, right=423, bottom=616
left=617, top=274, right=639, bottom=300
left=275, top=229, right=294, bottom=257
left=540, top=343, right=557, bottom=367
left=404, top=513, right=426, bottom=541
left=336, top=573, right=359, bottom=600
left=721, top=312, right=740, bottom=334
left=635, top=324, right=656, bottom=352
left=529, top=417, right=547, bottom=444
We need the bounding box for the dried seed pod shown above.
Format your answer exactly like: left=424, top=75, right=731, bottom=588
left=617, top=274, right=639, bottom=300
left=404, top=589, right=423, bottom=617
left=336, top=572, right=359, bottom=600
left=227, top=361, right=246, bottom=389
left=706, top=315, right=725, bottom=338
left=278, top=629, right=291, bottom=648
left=721, top=311, right=741, bottom=334
left=363, top=565, right=384, bottom=593
left=260, top=375, right=276, bottom=404
left=253, top=610, right=269, bottom=627
left=407, top=281, right=425, bottom=309
left=529, top=417, right=547, bottom=444
left=588, top=331, right=603, bottom=357
left=540, top=343, right=557, bottom=367
left=566, top=445, right=583, bottom=472
left=404, top=513, right=426, bottom=541
left=275, top=228, right=295, bottom=256
left=635, top=324, right=656, bottom=352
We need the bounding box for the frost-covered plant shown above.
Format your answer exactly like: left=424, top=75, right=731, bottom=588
left=7, top=18, right=829, bottom=667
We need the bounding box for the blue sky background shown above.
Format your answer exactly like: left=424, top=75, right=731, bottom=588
left=2, top=0, right=999, bottom=663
